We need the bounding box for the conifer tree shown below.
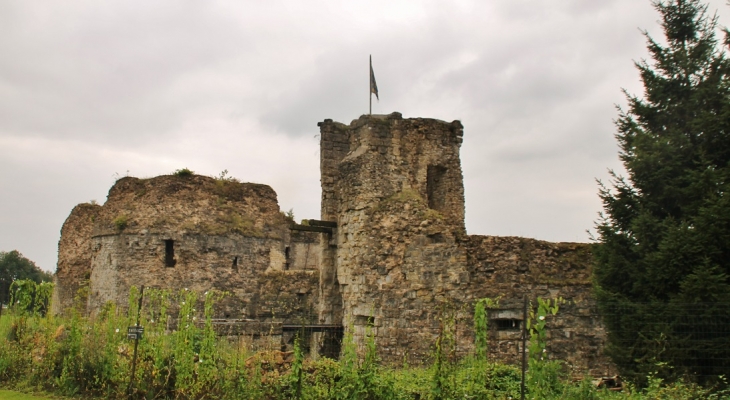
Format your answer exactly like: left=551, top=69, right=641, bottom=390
left=594, top=0, right=730, bottom=384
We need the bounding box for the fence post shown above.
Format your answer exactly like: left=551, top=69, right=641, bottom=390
left=127, top=285, right=145, bottom=399
left=521, top=295, right=527, bottom=400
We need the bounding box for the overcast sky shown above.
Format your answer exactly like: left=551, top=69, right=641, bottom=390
left=2, top=0, right=729, bottom=272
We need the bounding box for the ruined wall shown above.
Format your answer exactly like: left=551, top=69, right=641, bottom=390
left=463, top=236, right=613, bottom=376
left=317, top=120, right=349, bottom=325
left=320, top=113, right=469, bottom=361
left=52, top=203, right=100, bottom=316
left=318, top=113, right=612, bottom=374
left=54, top=112, right=612, bottom=374
left=288, top=230, right=321, bottom=271
left=56, top=174, right=320, bottom=324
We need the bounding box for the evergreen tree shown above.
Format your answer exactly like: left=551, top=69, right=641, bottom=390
left=594, top=0, right=730, bottom=384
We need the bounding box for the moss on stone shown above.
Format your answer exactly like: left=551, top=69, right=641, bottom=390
left=374, top=188, right=425, bottom=213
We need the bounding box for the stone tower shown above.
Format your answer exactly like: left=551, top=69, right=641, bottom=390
left=318, top=112, right=470, bottom=361
left=53, top=174, right=322, bottom=324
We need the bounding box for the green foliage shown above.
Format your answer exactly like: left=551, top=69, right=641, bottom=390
left=112, top=214, right=128, bottom=231
left=595, top=0, right=730, bottom=384
left=290, top=335, right=304, bottom=398
left=8, top=279, right=53, bottom=316
left=213, top=170, right=248, bottom=202
left=332, top=325, right=396, bottom=399
left=9, top=280, right=34, bottom=314
left=430, top=308, right=456, bottom=400
left=216, top=169, right=239, bottom=183
left=2, top=288, right=726, bottom=399
left=0, top=251, right=51, bottom=305
left=474, top=297, right=500, bottom=362
left=172, top=168, right=194, bottom=177
left=527, top=297, right=563, bottom=363
left=526, top=297, right=566, bottom=399
left=0, top=390, right=54, bottom=399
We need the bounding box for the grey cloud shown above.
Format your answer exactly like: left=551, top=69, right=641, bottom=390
left=2, top=0, right=730, bottom=271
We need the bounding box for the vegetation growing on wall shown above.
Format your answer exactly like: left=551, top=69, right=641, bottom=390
left=112, top=214, right=128, bottom=231
left=173, top=168, right=194, bottom=177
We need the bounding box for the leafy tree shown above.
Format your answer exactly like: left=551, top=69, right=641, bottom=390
left=594, top=0, right=730, bottom=384
left=0, top=250, right=52, bottom=305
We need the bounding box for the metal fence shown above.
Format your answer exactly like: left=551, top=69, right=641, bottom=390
left=597, top=301, right=730, bottom=384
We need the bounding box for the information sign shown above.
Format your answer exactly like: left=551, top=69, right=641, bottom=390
left=127, top=325, right=144, bottom=340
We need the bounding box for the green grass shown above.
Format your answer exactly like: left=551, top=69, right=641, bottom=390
left=0, top=390, right=55, bottom=399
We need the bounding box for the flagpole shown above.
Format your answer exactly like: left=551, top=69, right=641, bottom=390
left=369, top=55, right=372, bottom=115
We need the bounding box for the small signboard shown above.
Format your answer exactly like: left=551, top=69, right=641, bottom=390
left=127, top=325, right=144, bottom=340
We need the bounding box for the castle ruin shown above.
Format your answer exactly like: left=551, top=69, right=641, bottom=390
left=53, top=112, right=612, bottom=375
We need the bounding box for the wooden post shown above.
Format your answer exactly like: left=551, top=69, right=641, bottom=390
left=127, top=286, right=145, bottom=398
left=521, top=295, right=527, bottom=400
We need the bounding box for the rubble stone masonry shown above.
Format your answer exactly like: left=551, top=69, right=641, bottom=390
left=318, top=113, right=613, bottom=374
left=319, top=113, right=469, bottom=362
left=54, top=112, right=613, bottom=376
left=55, top=175, right=319, bottom=324
left=51, top=203, right=100, bottom=315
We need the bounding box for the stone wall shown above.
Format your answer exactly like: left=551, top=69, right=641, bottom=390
left=463, top=235, right=612, bottom=376
left=319, top=113, right=470, bottom=361
left=53, top=112, right=613, bottom=376
left=52, top=203, right=100, bottom=316
left=318, top=113, right=613, bottom=375
left=317, top=120, right=348, bottom=326
left=57, top=174, right=320, bottom=325
left=288, top=230, right=320, bottom=271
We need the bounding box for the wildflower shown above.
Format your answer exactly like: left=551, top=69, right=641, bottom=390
left=538, top=315, right=545, bottom=320
left=115, top=328, right=119, bottom=333
left=182, top=301, right=186, bottom=305
left=150, top=319, right=154, bottom=323
left=193, top=316, right=197, bottom=321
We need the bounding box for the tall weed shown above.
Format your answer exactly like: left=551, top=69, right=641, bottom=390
left=1, top=288, right=727, bottom=399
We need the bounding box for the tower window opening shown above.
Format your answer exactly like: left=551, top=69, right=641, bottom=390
left=427, top=165, right=448, bottom=211
left=164, top=239, right=176, bottom=267
left=284, top=246, right=291, bottom=270
left=494, top=318, right=522, bottom=331
left=233, top=256, right=239, bottom=270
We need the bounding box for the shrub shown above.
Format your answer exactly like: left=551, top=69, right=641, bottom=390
left=172, top=168, right=194, bottom=177
left=112, top=214, right=128, bottom=231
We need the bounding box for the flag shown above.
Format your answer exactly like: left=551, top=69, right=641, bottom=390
left=370, top=55, right=379, bottom=100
